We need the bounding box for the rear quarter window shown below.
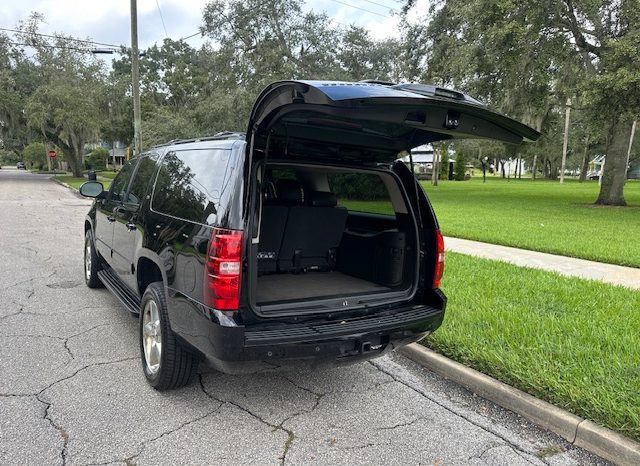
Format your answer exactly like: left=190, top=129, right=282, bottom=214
left=151, top=148, right=232, bottom=224
left=328, top=173, right=395, bottom=216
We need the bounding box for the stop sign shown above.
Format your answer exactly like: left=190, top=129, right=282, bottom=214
left=48, top=150, right=56, bottom=158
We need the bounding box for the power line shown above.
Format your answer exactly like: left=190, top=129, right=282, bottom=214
left=0, top=26, right=120, bottom=48
left=328, top=0, right=391, bottom=18
left=6, top=39, right=118, bottom=53
left=181, top=31, right=202, bottom=41
left=154, top=0, right=169, bottom=38
left=361, top=0, right=398, bottom=12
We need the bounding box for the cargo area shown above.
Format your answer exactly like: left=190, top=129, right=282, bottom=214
left=251, top=164, right=417, bottom=311
left=255, top=271, right=390, bottom=303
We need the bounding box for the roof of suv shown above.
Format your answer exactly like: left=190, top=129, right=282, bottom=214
left=150, top=131, right=245, bottom=150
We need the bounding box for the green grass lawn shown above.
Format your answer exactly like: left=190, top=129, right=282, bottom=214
left=55, top=175, right=112, bottom=190
left=97, top=170, right=119, bottom=180
left=422, top=177, right=640, bottom=267
left=426, top=252, right=640, bottom=440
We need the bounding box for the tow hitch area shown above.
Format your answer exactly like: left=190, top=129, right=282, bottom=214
left=357, top=338, right=386, bottom=354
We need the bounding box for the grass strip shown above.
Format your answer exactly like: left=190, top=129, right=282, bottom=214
left=424, top=252, right=640, bottom=440
left=55, top=175, right=112, bottom=190
left=421, top=178, right=640, bottom=267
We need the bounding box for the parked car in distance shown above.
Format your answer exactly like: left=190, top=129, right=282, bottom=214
left=16, top=161, right=26, bottom=169
left=79, top=80, right=539, bottom=390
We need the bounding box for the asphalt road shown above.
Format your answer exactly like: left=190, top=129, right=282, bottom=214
left=0, top=168, right=607, bottom=466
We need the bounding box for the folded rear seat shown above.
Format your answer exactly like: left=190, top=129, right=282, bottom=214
left=278, top=191, right=348, bottom=272
left=257, top=180, right=303, bottom=274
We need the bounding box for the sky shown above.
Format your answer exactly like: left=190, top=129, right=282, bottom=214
left=0, top=0, right=425, bottom=57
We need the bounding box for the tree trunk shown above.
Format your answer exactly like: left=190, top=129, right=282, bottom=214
left=596, top=121, right=631, bottom=206
left=64, top=148, right=83, bottom=177
left=532, top=154, right=537, bottom=180
left=579, top=137, right=590, bottom=182
left=431, top=146, right=439, bottom=186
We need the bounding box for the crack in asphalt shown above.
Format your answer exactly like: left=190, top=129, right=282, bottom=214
left=377, top=416, right=424, bottom=431
left=0, top=302, right=26, bottom=322
left=87, top=403, right=225, bottom=466
left=369, top=360, right=548, bottom=465
left=198, top=374, right=296, bottom=466
left=36, top=394, right=69, bottom=466
left=3, top=276, right=39, bottom=290
left=336, top=441, right=377, bottom=451
left=468, top=443, right=541, bottom=465
left=0, top=357, right=142, bottom=465
left=1, top=323, right=114, bottom=362
left=280, top=375, right=326, bottom=413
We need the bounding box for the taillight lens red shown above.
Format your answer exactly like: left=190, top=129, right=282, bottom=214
left=433, top=229, right=445, bottom=289
left=204, top=228, right=243, bottom=310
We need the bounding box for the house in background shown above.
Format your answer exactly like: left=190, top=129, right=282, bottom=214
left=400, top=144, right=456, bottom=180
left=102, top=141, right=129, bottom=169
left=588, top=154, right=639, bottom=179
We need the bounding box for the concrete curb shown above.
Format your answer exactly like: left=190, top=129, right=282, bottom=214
left=51, top=177, right=77, bottom=192
left=399, top=343, right=640, bottom=466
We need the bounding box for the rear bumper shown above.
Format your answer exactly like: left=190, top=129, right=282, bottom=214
left=171, top=299, right=445, bottom=373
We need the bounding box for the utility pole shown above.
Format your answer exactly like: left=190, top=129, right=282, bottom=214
left=560, top=97, right=571, bottom=184
left=130, top=0, right=142, bottom=156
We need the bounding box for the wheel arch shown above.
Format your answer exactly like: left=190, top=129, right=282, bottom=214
left=136, top=251, right=168, bottom=297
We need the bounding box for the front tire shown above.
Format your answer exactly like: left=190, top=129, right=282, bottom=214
left=139, top=282, right=198, bottom=390
left=84, top=230, right=103, bottom=288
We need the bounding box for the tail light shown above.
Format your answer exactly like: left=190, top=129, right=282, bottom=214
left=433, top=229, right=445, bottom=288
left=204, top=228, right=243, bottom=310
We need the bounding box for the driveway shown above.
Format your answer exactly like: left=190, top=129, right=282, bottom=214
left=0, top=169, right=607, bottom=465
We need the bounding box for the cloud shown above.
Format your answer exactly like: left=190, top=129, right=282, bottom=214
left=1, top=0, right=208, bottom=49
left=0, top=0, right=417, bottom=54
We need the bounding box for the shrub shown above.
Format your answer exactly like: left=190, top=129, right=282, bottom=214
left=454, top=151, right=467, bottom=181
left=23, top=142, right=47, bottom=169
left=85, top=147, right=109, bottom=170
left=328, top=173, right=388, bottom=200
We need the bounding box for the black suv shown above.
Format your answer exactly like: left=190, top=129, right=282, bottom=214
left=80, top=80, right=538, bottom=390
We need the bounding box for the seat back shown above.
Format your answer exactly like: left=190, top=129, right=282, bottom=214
left=278, top=191, right=348, bottom=272
left=257, top=180, right=303, bottom=274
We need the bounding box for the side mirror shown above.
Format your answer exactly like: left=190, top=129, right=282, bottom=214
left=79, top=181, right=105, bottom=199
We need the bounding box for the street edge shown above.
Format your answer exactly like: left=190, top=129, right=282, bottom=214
left=50, top=176, right=86, bottom=199
left=399, top=343, right=640, bottom=466
left=51, top=177, right=76, bottom=191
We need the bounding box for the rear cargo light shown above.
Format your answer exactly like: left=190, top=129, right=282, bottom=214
left=204, top=228, right=243, bottom=310
left=433, top=229, right=445, bottom=288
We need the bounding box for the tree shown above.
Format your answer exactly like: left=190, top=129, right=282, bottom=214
left=454, top=151, right=466, bottom=181
left=27, top=75, right=103, bottom=176
left=22, top=142, right=46, bottom=169
left=202, top=0, right=341, bottom=84
left=12, top=14, right=106, bottom=177
left=402, top=0, right=640, bottom=205
left=0, top=33, right=43, bottom=157
left=85, top=147, right=109, bottom=170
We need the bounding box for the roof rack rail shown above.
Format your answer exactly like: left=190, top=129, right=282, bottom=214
left=358, top=79, right=397, bottom=86
left=150, top=132, right=246, bottom=149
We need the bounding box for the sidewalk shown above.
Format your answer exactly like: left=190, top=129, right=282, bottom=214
left=445, top=236, right=640, bottom=290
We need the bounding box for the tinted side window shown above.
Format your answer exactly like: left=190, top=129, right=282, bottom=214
left=109, top=160, right=138, bottom=202
left=127, top=157, right=157, bottom=205
left=152, top=148, right=232, bottom=224
left=328, top=173, right=395, bottom=216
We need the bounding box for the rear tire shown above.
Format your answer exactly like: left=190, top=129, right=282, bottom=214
left=84, top=230, right=103, bottom=288
left=139, top=282, right=198, bottom=390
